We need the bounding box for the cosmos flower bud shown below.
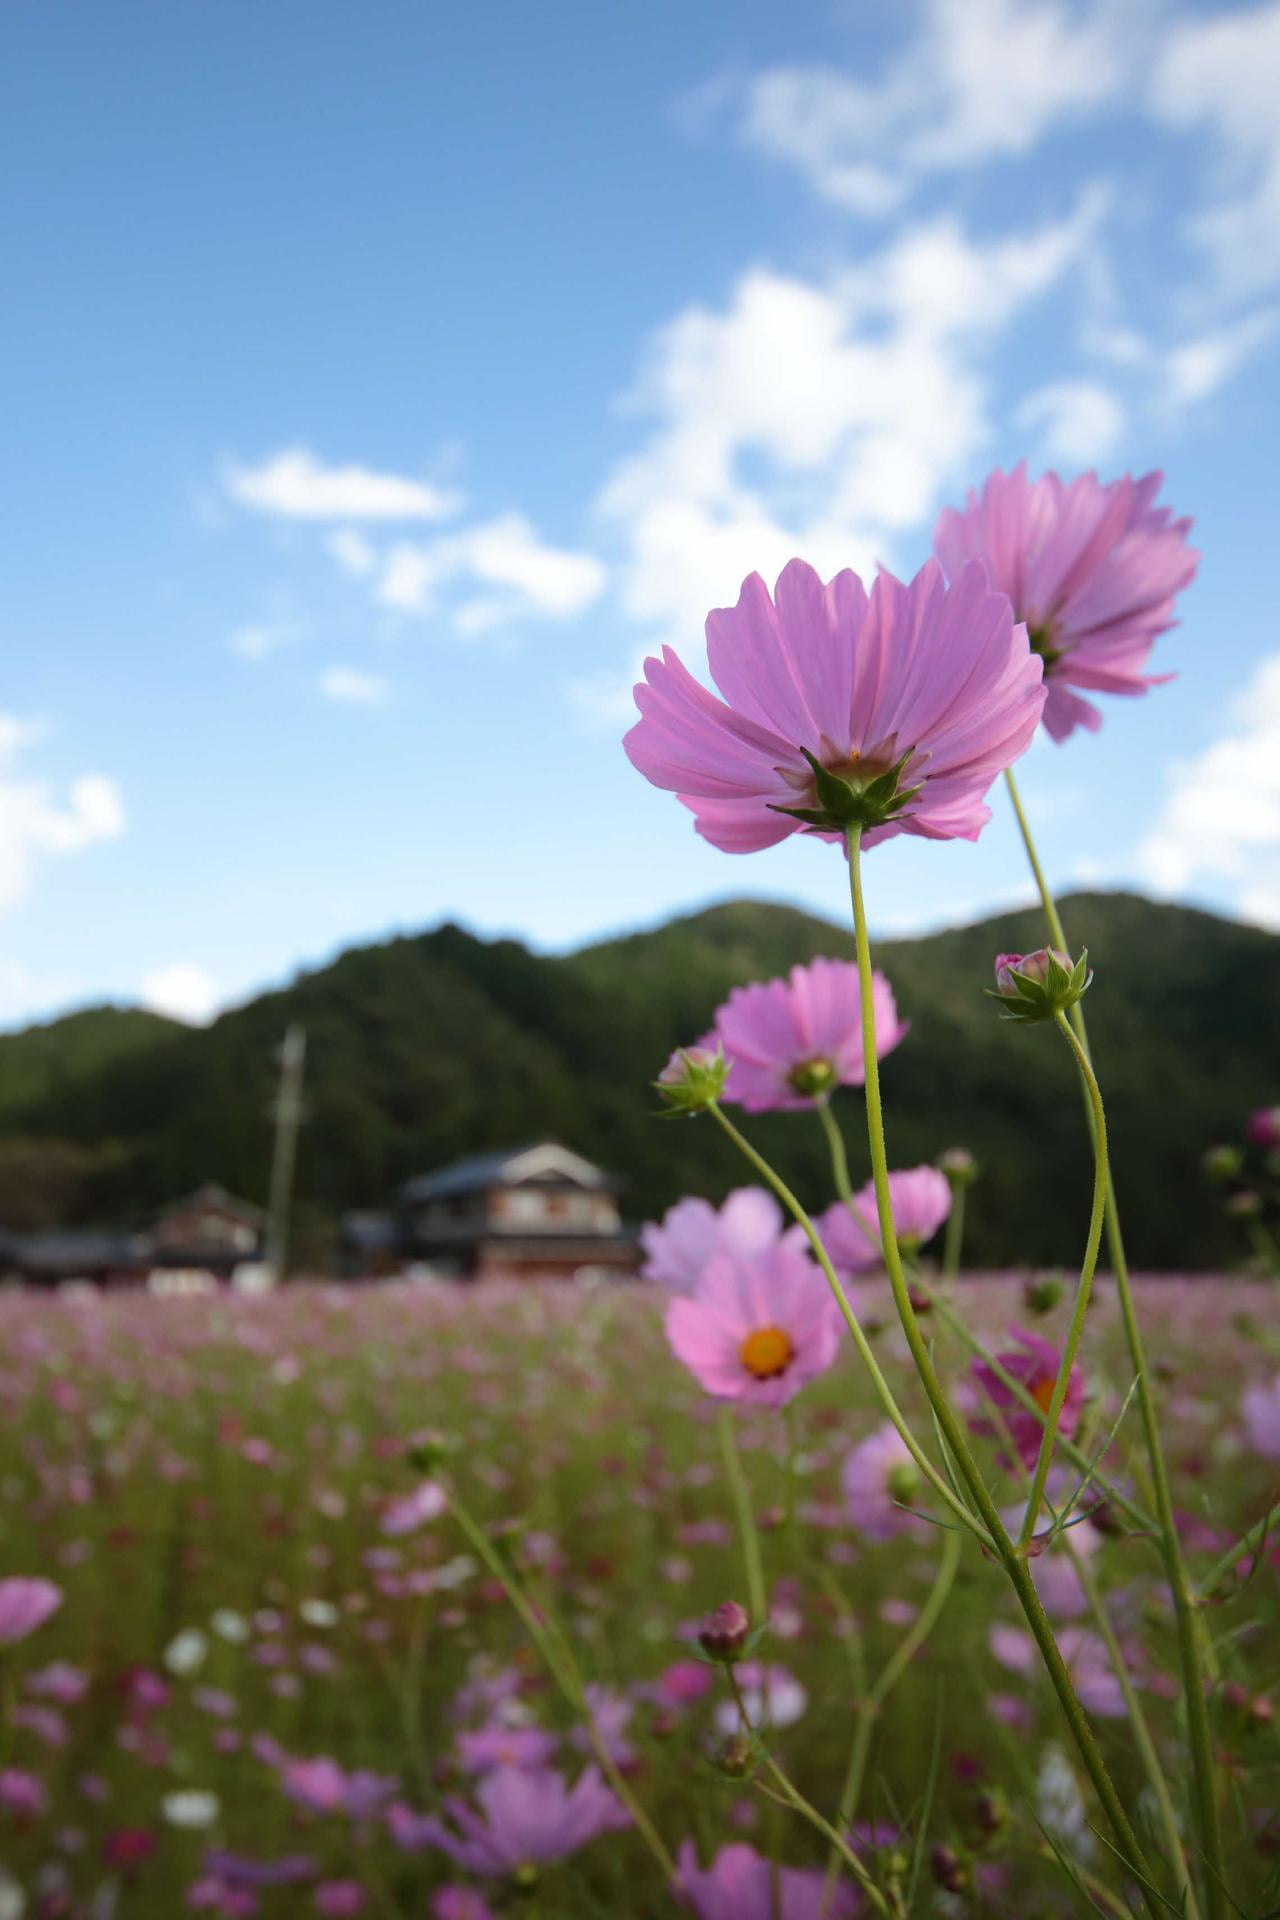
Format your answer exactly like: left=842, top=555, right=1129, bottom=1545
left=697, top=1601, right=750, bottom=1663
left=937, top=1146, right=979, bottom=1188
left=716, top=1733, right=754, bottom=1778
left=1202, top=1144, right=1244, bottom=1183
left=1023, top=1273, right=1065, bottom=1316
left=655, top=1045, right=729, bottom=1115
left=405, top=1432, right=460, bottom=1474
left=988, top=948, right=1092, bottom=1024
left=974, top=1791, right=1006, bottom=1837
left=930, top=1845, right=968, bottom=1894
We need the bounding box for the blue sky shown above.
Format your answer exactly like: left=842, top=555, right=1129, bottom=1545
left=2, top=0, right=1278, bottom=1026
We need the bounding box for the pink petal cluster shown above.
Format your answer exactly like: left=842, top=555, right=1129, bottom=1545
left=676, top=1840, right=856, bottom=1919
left=0, top=1578, right=62, bottom=1646
left=934, top=465, right=1197, bottom=742
left=705, top=957, right=907, bottom=1112
left=624, top=557, right=1044, bottom=852
left=817, top=1165, right=952, bottom=1278
left=409, top=1764, right=629, bottom=1873
left=1241, top=1375, right=1280, bottom=1461
left=842, top=1422, right=922, bottom=1541
left=640, top=1187, right=801, bottom=1292
left=1245, top=1106, right=1280, bottom=1151
left=380, top=1480, right=447, bottom=1537
left=971, top=1327, right=1085, bottom=1469
left=666, top=1242, right=839, bottom=1409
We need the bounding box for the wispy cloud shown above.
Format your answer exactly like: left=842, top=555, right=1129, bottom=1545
left=227, top=621, right=295, bottom=662
left=1015, top=379, right=1126, bottom=462
left=224, top=447, right=462, bottom=522
left=318, top=667, right=390, bottom=706
left=370, top=513, right=606, bottom=628
left=0, top=718, right=126, bottom=911
left=140, top=963, right=221, bottom=1025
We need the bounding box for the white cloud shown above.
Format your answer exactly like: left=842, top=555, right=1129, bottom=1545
left=1140, top=655, right=1280, bottom=911
left=373, top=513, right=606, bottom=627
left=0, top=721, right=126, bottom=911
left=224, top=447, right=461, bottom=522
left=141, top=964, right=221, bottom=1026
left=738, top=0, right=1129, bottom=211
left=1150, top=1, right=1280, bottom=295
left=590, top=194, right=1104, bottom=660
left=327, top=528, right=378, bottom=576
left=319, top=667, right=390, bottom=706
left=228, top=622, right=293, bottom=662
left=1016, top=379, right=1126, bottom=462
left=1161, top=308, right=1279, bottom=406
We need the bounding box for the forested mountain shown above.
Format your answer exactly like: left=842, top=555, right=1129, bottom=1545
left=0, top=892, right=1274, bottom=1268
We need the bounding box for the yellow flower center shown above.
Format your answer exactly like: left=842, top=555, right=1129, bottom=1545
left=1031, top=1376, right=1056, bottom=1414
left=739, top=1325, right=795, bottom=1380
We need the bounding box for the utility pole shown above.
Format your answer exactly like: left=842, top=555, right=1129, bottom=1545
left=264, top=1024, right=307, bottom=1285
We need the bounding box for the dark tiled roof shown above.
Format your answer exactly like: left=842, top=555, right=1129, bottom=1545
left=400, top=1142, right=617, bottom=1203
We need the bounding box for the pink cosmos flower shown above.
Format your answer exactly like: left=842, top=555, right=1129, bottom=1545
left=0, top=1768, right=47, bottom=1819
left=455, top=1727, right=558, bottom=1774
left=934, top=465, right=1197, bottom=742
left=989, top=1623, right=1125, bottom=1717
left=842, top=1422, right=923, bottom=1541
left=1242, top=1376, right=1280, bottom=1461
left=676, top=1841, right=856, bottom=1919
left=817, top=1165, right=952, bottom=1277
left=412, top=1765, right=628, bottom=1873
left=380, top=1480, right=447, bottom=1536
left=971, top=1327, right=1085, bottom=1468
left=640, top=1187, right=801, bottom=1291
left=624, top=557, right=1044, bottom=852
left=705, top=958, right=907, bottom=1111
left=713, top=1663, right=807, bottom=1735
left=314, top=1886, right=363, bottom=1918
left=432, top=1893, right=499, bottom=1920
left=665, top=1243, right=839, bottom=1409
left=1245, top=1106, right=1280, bottom=1150
left=0, top=1578, right=62, bottom=1646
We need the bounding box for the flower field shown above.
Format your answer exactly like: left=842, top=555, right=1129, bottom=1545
left=2, top=1273, right=1276, bottom=1917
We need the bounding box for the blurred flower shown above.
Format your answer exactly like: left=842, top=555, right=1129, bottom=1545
left=624, top=557, right=1044, bottom=852
left=314, top=1885, right=363, bottom=1917
left=665, top=1243, right=839, bottom=1408
left=971, top=1328, right=1085, bottom=1468
left=408, top=1765, right=628, bottom=1873
left=432, top=1892, right=498, bottom=1920
left=1246, top=1106, right=1280, bottom=1151
left=380, top=1481, right=447, bottom=1536
left=818, top=1166, right=952, bottom=1278
left=163, top=1791, right=220, bottom=1830
left=164, top=1629, right=209, bottom=1677
left=842, top=1423, right=922, bottom=1541
left=713, top=1664, right=807, bottom=1735
left=0, top=1579, right=62, bottom=1646
left=934, top=465, right=1196, bottom=741
left=676, top=1840, right=856, bottom=1918
left=455, top=1727, right=558, bottom=1774
left=705, top=959, right=905, bottom=1112
left=991, top=1624, right=1124, bottom=1717
left=0, top=1769, right=47, bottom=1820
left=640, top=1188, right=799, bottom=1293
left=697, top=1602, right=751, bottom=1663
left=25, top=1662, right=87, bottom=1705
left=1242, top=1376, right=1280, bottom=1461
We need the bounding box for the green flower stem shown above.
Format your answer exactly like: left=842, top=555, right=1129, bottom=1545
left=941, top=1185, right=966, bottom=1285
left=930, top=1297, right=1153, bottom=1534
left=447, top=1488, right=679, bottom=1889
left=844, top=822, right=1159, bottom=1914
left=1004, top=763, right=1227, bottom=1920
left=707, top=1099, right=994, bottom=1547
left=1194, top=1500, right=1280, bottom=1601
left=718, top=1407, right=769, bottom=1627
left=724, top=1667, right=891, bottom=1919
left=1066, top=1532, right=1203, bottom=1920
left=822, top=1527, right=961, bottom=1908
left=1017, top=1011, right=1110, bottom=1548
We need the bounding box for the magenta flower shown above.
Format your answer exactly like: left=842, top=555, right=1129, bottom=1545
left=432, top=1893, right=499, bottom=1920
left=380, top=1480, right=447, bottom=1537
left=1245, top=1106, right=1280, bottom=1151
left=640, top=1187, right=799, bottom=1292
left=971, top=1328, right=1085, bottom=1468
left=934, top=464, right=1197, bottom=742
left=665, top=1243, right=839, bottom=1408
left=842, top=1422, right=923, bottom=1541
left=989, top=1623, right=1125, bottom=1718
left=1242, top=1375, right=1280, bottom=1461
left=676, top=1841, right=856, bottom=1919
left=624, top=557, right=1044, bottom=853
left=0, top=1579, right=62, bottom=1646
left=818, top=1166, right=952, bottom=1277
left=314, top=1885, right=364, bottom=1918
left=411, top=1765, right=628, bottom=1873
left=706, top=957, right=907, bottom=1111
left=0, top=1767, right=47, bottom=1820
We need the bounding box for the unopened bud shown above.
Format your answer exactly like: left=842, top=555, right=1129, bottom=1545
left=1246, top=1106, right=1280, bottom=1152
left=698, top=1601, right=750, bottom=1663
left=988, top=948, right=1092, bottom=1024
left=975, top=1791, right=1006, bottom=1837
left=907, top=1283, right=933, bottom=1314
left=930, top=1845, right=968, bottom=1894
left=656, top=1045, right=728, bottom=1115
left=716, top=1733, right=754, bottom=1778
left=937, top=1147, right=979, bottom=1188
left=1023, top=1273, right=1065, bottom=1316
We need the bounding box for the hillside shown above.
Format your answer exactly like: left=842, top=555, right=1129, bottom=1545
left=1, top=893, right=1275, bottom=1268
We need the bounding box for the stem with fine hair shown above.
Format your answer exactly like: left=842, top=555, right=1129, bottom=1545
left=718, top=1407, right=768, bottom=1625
left=941, top=1185, right=966, bottom=1286
left=1004, top=762, right=1227, bottom=1919
left=447, top=1487, right=678, bottom=1889
left=843, top=821, right=1159, bottom=1913
left=707, top=1099, right=993, bottom=1547
left=1017, top=1010, right=1110, bottom=1547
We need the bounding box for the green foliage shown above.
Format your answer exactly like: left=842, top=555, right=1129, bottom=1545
left=0, top=892, right=1275, bottom=1267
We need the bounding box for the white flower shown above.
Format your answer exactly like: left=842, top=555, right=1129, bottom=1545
left=0, top=1872, right=24, bottom=1920
left=163, top=1629, right=209, bottom=1676
left=299, top=1599, right=339, bottom=1629
left=210, top=1609, right=249, bottom=1644
left=162, top=1790, right=220, bottom=1829
left=1036, top=1743, right=1095, bottom=1862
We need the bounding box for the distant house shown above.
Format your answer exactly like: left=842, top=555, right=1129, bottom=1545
left=341, top=1142, right=639, bottom=1281
left=0, top=1184, right=265, bottom=1289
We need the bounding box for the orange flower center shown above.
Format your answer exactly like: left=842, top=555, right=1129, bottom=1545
left=739, top=1325, right=795, bottom=1380
left=1031, top=1376, right=1056, bottom=1414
